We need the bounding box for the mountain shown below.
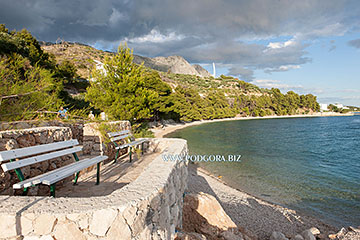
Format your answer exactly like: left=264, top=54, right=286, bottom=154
left=41, top=42, right=211, bottom=78
left=193, top=64, right=212, bottom=78
left=133, top=55, right=211, bottom=78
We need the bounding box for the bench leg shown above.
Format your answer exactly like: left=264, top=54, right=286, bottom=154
left=96, top=162, right=100, bottom=185
left=141, top=142, right=144, bottom=155
left=73, top=172, right=80, bottom=185
left=50, top=184, right=56, bottom=197
left=22, top=188, right=29, bottom=196
left=114, top=149, right=119, bottom=163
left=129, top=147, right=132, bottom=162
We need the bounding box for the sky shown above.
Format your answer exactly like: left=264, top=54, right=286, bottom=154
left=1, top=0, right=360, bottom=106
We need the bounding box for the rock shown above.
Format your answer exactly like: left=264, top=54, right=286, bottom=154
left=309, top=227, right=320, bottom=235
left=89, top=208, right=118, bottom=236
left=292, top=234, right=304, bottom=240
left=16, top=134, right=36, bottom=147
left=0, top=214, right=17, bottom=238
left=328, top=233, right=337, bottom=239
left=5, top=139, right=18, bottom=150
left=33, top=214, right=57, bottom=235
left=39, top=236, right=54, bottom=240
left=193, top=64, right=212, bottom=78
left=23, top=236, right=40, bottom=240
left=20, top=216, right=34, bottom=235
left=220, top=230, right=244, bottom=240
left=349, top=226, right=360, bottom=232
left=182, top=192, right=243, bottom=239
left=301, top=230, right=316, bottom=240
left=54, top=221, right=86, bottom=240
left=107, top=214, right=132, bottom=240
left=175, top=231, right=207, bottom=240
left=270, top=231, right=288, bottom=240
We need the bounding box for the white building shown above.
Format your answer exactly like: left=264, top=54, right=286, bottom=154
left=334, top=103, right=344, bottom=109
left=319, top=103, right=328, bottom=112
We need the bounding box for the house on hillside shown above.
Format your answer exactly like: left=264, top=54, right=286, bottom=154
left=319, top=103, right=328, bottom=112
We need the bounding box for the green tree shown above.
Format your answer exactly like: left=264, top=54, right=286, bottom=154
left=85, top=44, right=158, bottom=122
left=0, top=54, right=62, bottom=121
left=54, top=60, right=78, bottom=84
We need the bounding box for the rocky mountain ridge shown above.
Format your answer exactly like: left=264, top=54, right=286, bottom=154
left=133, top=54, right=212, bottom=77
left=41, top=42, right=211, bottom=78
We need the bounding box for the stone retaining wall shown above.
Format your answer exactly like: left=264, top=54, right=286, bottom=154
left=82, top=121, right=131, bottom=158
left=0, top=138, right=188, bottom=240
left=0, top=127, right=73, bottom=196
left=0, top=121, right=131, bottom=195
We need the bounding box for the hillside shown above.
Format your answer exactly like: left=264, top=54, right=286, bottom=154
left=40, top=42, right=262, bottom=95
left=41, top=42, right=211, bottom=79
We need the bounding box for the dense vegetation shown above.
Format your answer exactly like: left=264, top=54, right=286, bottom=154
left=0, top=24, right=88, bottom=121
left=1, top=24, right=321, bottom=123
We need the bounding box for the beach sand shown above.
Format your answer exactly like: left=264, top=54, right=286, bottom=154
left=151, top=114, right=353, bottom=239
left=152, top=112, right=354, bottom=138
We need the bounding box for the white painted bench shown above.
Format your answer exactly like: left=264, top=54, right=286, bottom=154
left=108, top=130, right=148, bottom=162
left=0, top=139, right=108, bottom=197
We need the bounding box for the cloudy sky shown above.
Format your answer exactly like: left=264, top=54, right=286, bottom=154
left=1, top=0, right=360, bottom=106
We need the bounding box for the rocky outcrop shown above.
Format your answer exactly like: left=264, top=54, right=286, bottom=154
left=133, top=55, right=211, bottom=78
left=177, top=192, right=252, bottom=240
left=193, top=64, right=212, bottom=77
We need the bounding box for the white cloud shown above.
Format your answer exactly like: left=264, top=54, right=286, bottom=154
left=251, top=79, right=304, bottom=90
left=267, top=39, right=296, bottom=49
left=126, top=29, right=185, bottom=43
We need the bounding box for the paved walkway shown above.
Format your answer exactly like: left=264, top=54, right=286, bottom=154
left=56, top=152, right=159, bottom=198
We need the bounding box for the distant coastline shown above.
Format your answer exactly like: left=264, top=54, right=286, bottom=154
left=152, top=111, right=354, bottom=138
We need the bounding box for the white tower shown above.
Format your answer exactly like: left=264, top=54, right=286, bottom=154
left=212, top=62, right=216, bottom=78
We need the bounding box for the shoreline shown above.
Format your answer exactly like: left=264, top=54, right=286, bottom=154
left=153, top=112, right=356, bottom=238
left=152, top=112, right=354, bottom=138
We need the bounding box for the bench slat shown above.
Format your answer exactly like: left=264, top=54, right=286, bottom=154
left=13, top=158, right=89, bottom=189
left=13, top=156, right=108, bottom=189
left=42, top=156, right=108, bottom=185
left=1, top=146, right=83, bottom=172
left=110, top=134, right=131, bottom=142
left=107, top=130, right=130, bottom=138
left=115, top=138, right=148, bottom=149
left=0, top=139, right=79, bottom=162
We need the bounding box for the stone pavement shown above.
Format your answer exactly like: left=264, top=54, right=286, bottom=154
left=56, top=152, right=159, bottom=198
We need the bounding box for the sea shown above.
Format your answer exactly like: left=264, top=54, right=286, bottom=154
left=166, top=116, right=360, bottom=228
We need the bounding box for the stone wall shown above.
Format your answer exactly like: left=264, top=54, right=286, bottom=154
left=0, top=138, right=188, bottom=240
left=0, top=120, right=84, bottom=144
left=82, top=121, right=131, bottom=158
left=0, top=127, right=74, bottom=196
left=0, top=120, right=131, bottom=195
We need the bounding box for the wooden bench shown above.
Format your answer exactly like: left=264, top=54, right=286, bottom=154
left=107, top=130, right=149, bottom=163
left=0, top=139, right=108, bottom=197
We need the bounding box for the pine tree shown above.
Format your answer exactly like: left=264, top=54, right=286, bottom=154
left=85, top=44, right=158, bottom=122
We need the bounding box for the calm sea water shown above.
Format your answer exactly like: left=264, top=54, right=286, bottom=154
left=167, top=116, right=360, bottom=227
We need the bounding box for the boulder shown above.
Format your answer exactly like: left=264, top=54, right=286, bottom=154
left=300, top=230, right=316, bottom=240
left=292, top=234, right=304, bottom=240
left=270, top=231, right=288, bottom=240
left=182, top=192, right=246, bottom=239
left=309, top=227, right=320, bottom=235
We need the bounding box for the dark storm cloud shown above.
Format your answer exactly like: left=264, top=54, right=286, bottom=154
left=1, top=0, right=360, bottom=80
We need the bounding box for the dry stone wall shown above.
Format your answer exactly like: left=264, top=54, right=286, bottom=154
left=82, top=121, right=131, bottom=158
left=0, top=138, right=188, bottom=240
left=0, top=120, right=131, bottom=195
left=0, top=127, right=73, bottom=196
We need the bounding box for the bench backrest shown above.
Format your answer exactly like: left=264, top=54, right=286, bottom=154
left=107, top=130, right=133, bottom=143
left=0, top=139, right=81, bottom=172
